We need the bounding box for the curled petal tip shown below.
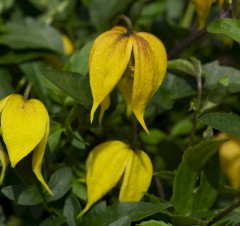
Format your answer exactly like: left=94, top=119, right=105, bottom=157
left=134, top=112, right=149, bottom=134
left=77, top=204, right=91, bottom=218
left=90, top=104, right=98, bottom=124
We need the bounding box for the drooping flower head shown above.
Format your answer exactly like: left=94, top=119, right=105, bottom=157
left=89, top=15, right=167, bottom=133
left=78, top=140, right=153, bottom=217
left=0, top=94, right=52, bottom=195
left=216, top=132, right=240, bottom=190
left=191, top=0, right=224, bottom=28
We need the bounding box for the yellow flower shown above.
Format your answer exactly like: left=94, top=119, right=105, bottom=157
left=78, top=140, right=153, bottom=217
left=217, top=132, right=240, bottom=190
left=191, top=0, right=224, bottom=28
left=0, top=94, right=52, bottom=195
left=89, top=17, right=167, bottom=133
left=62, top=34, right=74, bottom=55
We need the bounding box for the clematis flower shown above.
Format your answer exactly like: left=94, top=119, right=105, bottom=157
left=0, top=94, right=52, bottom=195
left=89, top=15, right=167, bottom=133
left=78, top=140, right=153, bottom=217
left=216, top=132, right=240, bottom=190
left=191, top=0, right=224, bottom=28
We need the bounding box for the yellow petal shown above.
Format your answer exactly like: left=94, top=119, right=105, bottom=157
left=62, top=34, right=74, bottom=55
left=225, top=160, right=240, bottom=190
left=218, top=133, right=240, bottom=189
left=79, top=141, right=131, bottom=217
left=119, top=150, right=153, bottom=201
left=192, top=0, right=212, bottom=28
left=131, top=33, right=167, bottom=132
left=99, top=95, right=110, bottom=124
left=0, top=145, right=9, bottom=184
left=0, top=94, right=14, bottom=113
left=218, top=134, right=240, bottom=170
left=90, top=26, right=133, bottom=123
left=1, top=94, right=48, bottom=167
left=32, top=116, right=53, bottom=195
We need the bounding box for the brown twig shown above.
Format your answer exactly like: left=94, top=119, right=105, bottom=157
left=168, top=5, right=232, bottom=60
left=207, top=200, right=240, bottom=226
left=168, top=27, right=207, bottom=60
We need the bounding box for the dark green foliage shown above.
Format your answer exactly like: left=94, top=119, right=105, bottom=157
left=0, top=1, right=240, bottom=226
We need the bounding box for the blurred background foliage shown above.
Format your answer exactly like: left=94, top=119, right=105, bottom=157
left=0, top=0, right=240, bottom=225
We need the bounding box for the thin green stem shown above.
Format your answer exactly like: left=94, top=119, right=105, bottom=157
left=181, top=2, right=195, bottom=28
left=189, top=58, right=202, bottom=146
left=23, top=82, right=33, bottom=100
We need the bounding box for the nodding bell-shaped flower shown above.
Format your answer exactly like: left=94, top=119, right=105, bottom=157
left=0, top=94, right=52, bottom=195
left=89, top=15, right=167, bottom=133
left=217, top=132, right=240, bottom=190
left=191, top=0, right=224, bottom=29
left=78, top=140, right=153, bottom=217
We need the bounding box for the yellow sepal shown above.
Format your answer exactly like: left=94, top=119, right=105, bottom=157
left=1, top=94, right=48, bottom=167
left=62, top=34, right=74, bottom=55
left=32, top=116, right=53, bottom=195
left=0, top=94, right=13, bottom=113
left=90, top=26, right=133, bottom=122
left=192, top=0, right=212, bottom=28
left=0, top=146, right=9, bottom=184
left=218, top=133, right=240, bottom=190
left=79, top=141, right=131, bottom=217
left=119, top=150, right=153, bottom=201
left=131, top=33, right=167, bottom=133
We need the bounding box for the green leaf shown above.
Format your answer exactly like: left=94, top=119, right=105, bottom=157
left=89, top=0, right=134, bottom=30
left=162, top=72, right=196, bottom=100
left=48, top=122, right=65, bottom=152
left=207, top=18, right=240, bottom=42
left=173, top=140, right=224, bottom=215
left=183, top=140, right=225, bottom=172
left=0, top=68, right=14, bottom=98
left=192, top=155, right=219, bottom=215
left=203, top=61, right=240, bottom=93
left=72, top=179, right=87, bottom=201
left=168, top=59, right=195, bottom=75
left=136, top=1, right=167, bottom=28
left=0, top=18, right=63, bottom=53
left=170, top=118, right=192, bottom=137
left=140, top=129, right=167, bottom=145
left=173, top=162, right=196, bottom=215
left=199, top=112, right=240, bottom=137
left=20, top=61, right=51, bottom=109
left=39, top=216, right=66, bottom=226
left=0, top=51, right=44, bottom=65
left=48, top=167, right=72, bottom=202
left=64, top=41, right=93, bottom=76
left=170, top=215, right=203, bottom=226
left=63, top=195, right=82, bottom=226
left=108, top=216, right=131, bottom=226
left=0, top=0, right=14, bottom=13
left=137, top=220, right=172, bottom=226
left=82, top=202, right=172, bottom=226
left=1, top=185, right=44, bottom=205
left=42, top=70, right=92, bottom=108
